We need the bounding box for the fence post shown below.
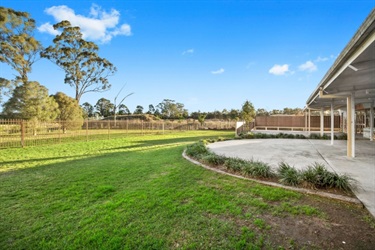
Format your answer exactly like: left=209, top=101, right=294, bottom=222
left=162, top=121, right=165, bottom=135
left=58, top=120, right=61, bottom=143
left=86, top=119, right=89, bottom=142
left=20, top=120, right=25, bottom=147
left=141, top=120, right=144, bottom=135
left=108, top=119, right=110, bottom=139
left=126, top=119, right=129, bottom=135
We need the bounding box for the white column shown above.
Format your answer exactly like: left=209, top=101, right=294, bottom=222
left=320, top=107, right=324, bottom=136
left=308, top=108, right=311, bottom=135
left=351, top=93, right=355, bottom=157
left=347, top=96, right=353, bottom=157
left=331, top=102, right=334, bottom=145
left=370, top=101, right=374, bottom=142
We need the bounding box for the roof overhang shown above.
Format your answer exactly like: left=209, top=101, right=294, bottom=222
left=306, top=8, right=375, bottom=110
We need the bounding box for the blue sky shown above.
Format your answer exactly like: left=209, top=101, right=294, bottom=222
left=1, top=0, right=374, bottom=113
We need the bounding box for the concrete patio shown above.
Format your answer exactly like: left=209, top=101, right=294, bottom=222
left=208, top=138, right=375, bottom=218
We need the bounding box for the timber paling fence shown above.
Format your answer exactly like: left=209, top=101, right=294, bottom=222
left=0, top=119, right=236, bottom=148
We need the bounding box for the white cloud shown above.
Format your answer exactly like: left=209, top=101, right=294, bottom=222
left=315, top=56, right=329, bottom=62
left=182, top=48, right=194, bottom=55
left=38, top=4, right=131, bottom=43
left=298, top=61, right=317, bottom=72
left=37, top=22, right=60, bottom=36
left=268, top=64, right=290, bottom=76
left=211, top=68, right=225, bottom=74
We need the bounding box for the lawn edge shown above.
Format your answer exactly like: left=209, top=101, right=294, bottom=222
left=182, top=150, right=363, bottom=206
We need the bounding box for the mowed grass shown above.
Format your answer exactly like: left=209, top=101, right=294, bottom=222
left=1, top=131, right=323, bottom=249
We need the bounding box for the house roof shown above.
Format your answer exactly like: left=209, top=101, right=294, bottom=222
left=306, top=8, right=375, bottom=110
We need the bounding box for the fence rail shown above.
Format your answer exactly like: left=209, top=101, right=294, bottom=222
left=0, top=119, right=236, bottom=148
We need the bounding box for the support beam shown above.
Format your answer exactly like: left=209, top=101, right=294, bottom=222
left=351, top=93, right=355, bottom=157
left=346, top=93, right=355, bottom=158
left=331, top=102, right=334, bottom=145
left=320, top=107, right=324, bottom=136
left=308, top=108, right=311, bottom=135
left=370, top=101, right=374, bottom=142
left=347, top=97, right=352, bottom=157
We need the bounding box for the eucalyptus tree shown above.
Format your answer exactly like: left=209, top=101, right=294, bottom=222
left=133, top=105, right=144, bottom=115
left=0, top=7, right=42, bottom=97
left=156, top=99, right=188, bottom=119
left=95, top=98, right=114, bottom=117
left=41, top=21, right=117, bottom=103
left=81, top=102, right=94, bottom=118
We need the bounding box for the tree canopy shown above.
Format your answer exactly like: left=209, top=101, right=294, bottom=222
left=53, top=92, right=83, bottom=131
left=2, top=81, right=59, bottom=121
left=95, top=98, right=114, bottom=117
left=41, top=20, right=117, bottom=102
left=240, top=100, right=256, bottom=124
left=0, top=7, right=42, bottom=93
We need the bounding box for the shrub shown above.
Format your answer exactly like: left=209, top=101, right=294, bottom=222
left=224, top=157, right=247, bottom=172
left=185, top=142, right=209, bottom=159
left=309, top=133, right=320, bottom=139
left=248, top=161, right=274, bottom=178
left=277, top=162, right=301, bottom=186
left=201, top=153, right=226, bottom=166
left=301, top=163, right=353, bottom=191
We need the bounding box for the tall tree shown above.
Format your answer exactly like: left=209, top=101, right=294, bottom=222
left=81, top=102, right=94, bottom=118
left=0, top=7, right=42, bottom=94
left=53, top=92, right=83, bottom=132
left=133, top=105, right=144, bottom=115
left=146, top=104, right=155, bottom=115
left=3, top=81, right=59, bottom=121
left=41, top=21, right=117, bottom=102
left=95, top=98, right=114, bottom=117
left=241, top=100, right=256, bottom=124
left=156, top=99, right=188, bottom=119
left=118, top=104, right=130, bottom=115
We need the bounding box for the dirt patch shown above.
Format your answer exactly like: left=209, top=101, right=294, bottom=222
left=260, top=196, right=375, bottom=249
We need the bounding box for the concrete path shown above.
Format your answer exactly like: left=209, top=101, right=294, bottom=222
left=208, top=139, right=375, bottom=218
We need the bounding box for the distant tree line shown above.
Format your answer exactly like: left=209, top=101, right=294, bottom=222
left=0, top=7, right=304, bottom=129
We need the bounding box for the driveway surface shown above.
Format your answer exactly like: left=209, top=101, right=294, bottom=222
left=208, top=139, right=375, bottom=218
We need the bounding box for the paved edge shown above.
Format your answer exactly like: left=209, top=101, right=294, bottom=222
left=182, top=150, right=363, bottom=206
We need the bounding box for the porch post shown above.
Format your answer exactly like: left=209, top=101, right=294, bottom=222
left=308, top=108, right=311, bottom=135
left=331, top=102, right=334, bottom=145
left=320, top=107, right=324, bottom=136
left=370, top=101, right=374, bottom=142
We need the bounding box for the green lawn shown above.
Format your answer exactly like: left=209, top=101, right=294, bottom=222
left=0, top=131, right=372, bottom=249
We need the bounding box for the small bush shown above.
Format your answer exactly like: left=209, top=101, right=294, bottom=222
left=224, top=157, right=247, bottom=172
left=244, top=161, right=274, bottom=178
left=301, top=163, right=353, bottom=191
left=309, top=133, right=320, bottom=139
left=277, top=162, right=301, bottom=186
left=185, top=142, right=209, bottom=159
left=201, top=153, right=226, bottom=166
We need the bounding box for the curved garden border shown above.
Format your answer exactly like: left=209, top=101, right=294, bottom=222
left=182, top=150, right=362, bottom=205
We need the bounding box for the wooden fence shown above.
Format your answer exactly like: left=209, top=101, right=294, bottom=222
left=254, top=115, right=341, bottom=130
left=236, top=115, right=342, bottom=135
left=0, top=119, right=236, bottom=148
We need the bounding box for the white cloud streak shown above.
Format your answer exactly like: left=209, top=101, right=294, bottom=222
left=268, top=64, right=290, bottom=76
left=211, top=68, right=225, bottom=74
left=315, top=56, right=329, bottom=62
left=182, top=48, right=194, bottom=55
left=38, top=4, right=131, bottom=43
left=299, top=61, right=317, bottom=72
